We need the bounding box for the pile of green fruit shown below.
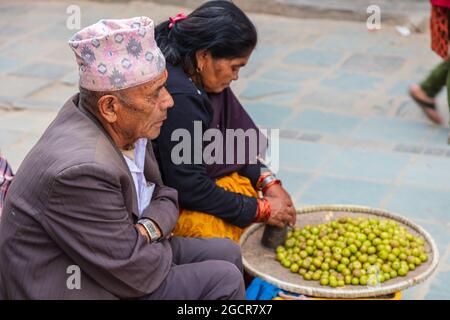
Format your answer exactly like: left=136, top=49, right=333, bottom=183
left=275, top=216, right=428, bottom=288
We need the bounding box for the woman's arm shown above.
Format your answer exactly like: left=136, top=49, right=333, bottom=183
left=155, top=93, right=257, bottom=228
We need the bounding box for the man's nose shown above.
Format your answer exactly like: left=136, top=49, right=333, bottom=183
left=162, top=87, right=174, bottom=109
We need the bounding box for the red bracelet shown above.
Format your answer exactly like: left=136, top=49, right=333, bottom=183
left=256, top=172, right=273, bottom=191
left=254, top=198, right=271, bottom=222
left=253, top=200, right=262, bottom=222
left=262, top=179, right=282, bottom=194
left=261, top=197, right=271, bottom=222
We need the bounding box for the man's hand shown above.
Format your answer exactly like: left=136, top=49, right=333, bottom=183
left=135, top=220, right=162, bottom=243
left=264, top=184, right=296, bottom=226
left=136, top=224, right=151, bottom=243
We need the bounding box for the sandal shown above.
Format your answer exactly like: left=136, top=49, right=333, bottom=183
left=409, top=87, right=443, bottom=124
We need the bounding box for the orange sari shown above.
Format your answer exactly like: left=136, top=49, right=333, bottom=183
left=172, top=172, right=258, bottom=243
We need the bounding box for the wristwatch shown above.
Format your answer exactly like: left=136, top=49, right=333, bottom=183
left=137, top=219, right=160, bottom=243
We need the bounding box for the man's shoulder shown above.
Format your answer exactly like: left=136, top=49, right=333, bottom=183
left=13, top=96, right=125, bottom=189
left=31, top=99, right=107, bottom=168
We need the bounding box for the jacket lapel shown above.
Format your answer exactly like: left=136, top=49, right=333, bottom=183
left=75, top=95, right=140, bottom=220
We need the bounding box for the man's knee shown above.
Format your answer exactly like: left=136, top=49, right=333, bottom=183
left=211, top=260, right=245, bottom=300
left=215, top=238, right=243, bottom=272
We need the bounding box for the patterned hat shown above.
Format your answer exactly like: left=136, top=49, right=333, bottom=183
left=68, top=16, right=166, bottom=91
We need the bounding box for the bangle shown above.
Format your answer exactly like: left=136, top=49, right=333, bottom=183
left=254, top=198, right=271, bottom=223
left=262, top=179, right=282, bottom=194
left=256, top=172, right=273, bottom=191
left=253, top=201, right=262, bottom=222
left=260, top=175, right=278, bottom=191
left=261, top=198, right=271, bottom=222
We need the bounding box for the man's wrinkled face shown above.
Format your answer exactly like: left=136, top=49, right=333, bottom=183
left=115, top=70, right=173, bottom=141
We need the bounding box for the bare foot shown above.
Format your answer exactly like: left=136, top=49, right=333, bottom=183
left=409, top=84, right=444, bottom=125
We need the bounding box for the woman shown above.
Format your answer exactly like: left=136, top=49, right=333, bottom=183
left=153, top=0, right=296, bottom=243
left=409, top=0, right=450, bottom=141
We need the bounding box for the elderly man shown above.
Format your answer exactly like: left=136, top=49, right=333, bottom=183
left=0, top=17, right=245, bottom=300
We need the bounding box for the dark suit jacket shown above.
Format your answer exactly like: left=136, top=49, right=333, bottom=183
left=0, top=94, right=179, bottom=299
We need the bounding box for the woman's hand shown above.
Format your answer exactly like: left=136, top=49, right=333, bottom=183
left=264, top=184, right=293, bottom=204
left=265, top=194, right=296, bottom=228
left=264, top=184, right=296, bottom=226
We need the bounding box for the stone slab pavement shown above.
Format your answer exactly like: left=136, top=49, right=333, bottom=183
left=0, top=0, right=449, bottom=299
left=144, top=0, right=430, bottom=27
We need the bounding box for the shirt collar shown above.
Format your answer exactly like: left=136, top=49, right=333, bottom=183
left=122, top=138, right=147, bottom=173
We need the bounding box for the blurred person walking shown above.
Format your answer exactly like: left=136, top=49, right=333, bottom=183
left=410, top=0, right=450, bottom=142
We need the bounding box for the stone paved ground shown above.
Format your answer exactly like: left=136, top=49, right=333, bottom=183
left=156, top=0, right=429, bottom=26
left=0, top=0, right=449, bottom=299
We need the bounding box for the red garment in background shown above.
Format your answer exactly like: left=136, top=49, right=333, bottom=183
left=431, top=0, right=450, bottom=9
left=431, top=5, right=449, bottom=59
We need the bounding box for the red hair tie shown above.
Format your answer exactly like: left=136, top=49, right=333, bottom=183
left=169, top=13, right=187, bottom=29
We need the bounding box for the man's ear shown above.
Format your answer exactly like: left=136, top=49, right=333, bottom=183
left=97, top=95, right=119, bottom=123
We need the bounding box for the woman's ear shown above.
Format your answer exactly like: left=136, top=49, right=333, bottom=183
left=195, top=49, right=211, bottom=72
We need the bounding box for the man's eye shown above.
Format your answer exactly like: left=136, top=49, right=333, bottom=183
left=147, top=91, right=160, bottom=101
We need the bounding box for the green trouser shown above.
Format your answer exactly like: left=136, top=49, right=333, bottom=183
left=420, top=60, right=450, bottom=107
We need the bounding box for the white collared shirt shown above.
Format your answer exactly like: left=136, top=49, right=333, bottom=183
left=122, top=138, right=155, bottom=217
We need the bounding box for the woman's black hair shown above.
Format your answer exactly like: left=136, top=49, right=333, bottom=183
left=155, top=0, right=257, bottom=74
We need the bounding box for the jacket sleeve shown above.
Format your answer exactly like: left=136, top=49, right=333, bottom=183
left=141, top=185, right=179, bottom=237
left=41, top=163, right=171, bottom=298
left=155, top=93, right=257, bottom=228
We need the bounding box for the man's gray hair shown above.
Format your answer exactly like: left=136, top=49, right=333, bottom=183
left=79, top=86, right=131, bottom=113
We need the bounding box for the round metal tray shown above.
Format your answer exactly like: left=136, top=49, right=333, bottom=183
left=240, top=205, right=440, bottom=299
